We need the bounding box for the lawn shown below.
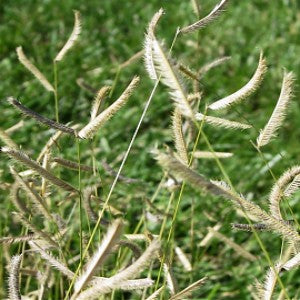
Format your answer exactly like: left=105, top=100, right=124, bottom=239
left=0, top=0, right=300, bottom=299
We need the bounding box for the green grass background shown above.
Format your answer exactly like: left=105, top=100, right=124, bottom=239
left=0, top=0, right=300, bottom=298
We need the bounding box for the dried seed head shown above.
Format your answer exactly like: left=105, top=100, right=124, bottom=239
left=55, top=10, right=81, bottom=62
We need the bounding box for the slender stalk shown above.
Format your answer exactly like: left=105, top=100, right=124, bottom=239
left=109, top=66, right=121, bottom=99
left=77, top=139, right=83, bottom=270
left=53, top=61, right=59, bottom=122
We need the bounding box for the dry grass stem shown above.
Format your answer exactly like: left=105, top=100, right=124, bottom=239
left=257, top=71, right=295, bottom=148
left=16, top=46, right=54, bottom=92
left=208, top=52, right=267, bottom=110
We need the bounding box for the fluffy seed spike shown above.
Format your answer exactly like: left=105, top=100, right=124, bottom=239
left=151, top=38, right=194, bottom=118
left=209, top=52, right=267, bottom=110
left=175, top=246, right=192, bottom=271
left=7, top=97, right=77, bottom=137
left=195, top=113, right=251, bottom=130
left=164, top=263, right=178, bottom=295
left=8, top=254, right=22, bottom=300
left=257, top=71, right=295, bottom=148
left=0, top=128, right=18, bottom=149
left=10, top=183, right=30, bottom=214
left=154, top=151, right=300, bottom=243
left=231, top=223, right=270, bottom=232
left=180, top=0, right=228, bottom=34
left=74, top=219, right=124, bottom=292
left=282, top=252, right=300, bottom=271
left=90, top=277, right=154, bottom=291
left=199, top=56, right=231, bottom=77
left=52, top=157, right=93, bottom=172
left=144, top=8, right=164, bottom=80
left=13, top=212, right=59, bottom=248
left=55, top=10, right=81, bottom=61
left=193, top=151, right=233, bottom=159
left=10, top=167, right=53, bottom=222
left=30, top=241, right=74, bottom=278
left=178, top=64, right=199, bottom=82
left=78, top=76, right=140, bottom=139
left=1, top=147, right=78, bottom=193
left=74, top=239, right=160, bottom=300
left=5, top=120, right=24, bottom=134
left=284, top=174, right=300, bottom=197
left=16, top=46, right=54, bottom=92
left=90, top=86, right=111, bottom=121
left=0, top=234, right=36, bottom=244
left=169, top=277, right=207, bottom=300
left=145, top=286, right=164, bottom=300
left=269, top=165, right=300, bottom=221
left=263, top=264, right=281, bottom=300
